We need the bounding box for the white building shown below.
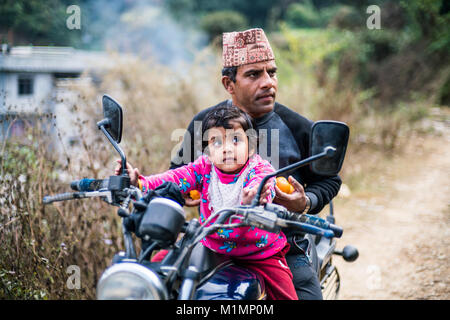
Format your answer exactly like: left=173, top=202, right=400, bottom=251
left=0, top=45, right=110, bottom=150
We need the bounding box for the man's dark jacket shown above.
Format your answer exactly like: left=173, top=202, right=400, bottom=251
left=170, top=100, right=341, bottom=214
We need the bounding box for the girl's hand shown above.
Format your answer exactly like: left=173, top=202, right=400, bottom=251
left=242, top=182, right=271, bottom=205
left=183, top=194, right=201, bottom=207
left=114, top=159, right=140, bottom=187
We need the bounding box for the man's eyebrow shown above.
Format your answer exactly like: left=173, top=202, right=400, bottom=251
left=243, top=68, right=263, bottom=75
left=243, top=66, right=277, bottom=75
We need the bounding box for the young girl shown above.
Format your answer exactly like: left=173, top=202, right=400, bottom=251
left=117, top=105, right=297, bottom=300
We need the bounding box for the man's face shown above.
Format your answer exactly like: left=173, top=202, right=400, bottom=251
left=224, top=60, right=278, bottom=119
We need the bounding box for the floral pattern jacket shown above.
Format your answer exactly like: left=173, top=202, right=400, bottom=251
left=138, top=154, right=287, bottom=260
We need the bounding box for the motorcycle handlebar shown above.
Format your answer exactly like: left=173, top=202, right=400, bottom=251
left=71, top=178, right=107, bottom=192
left=43, top=192, right=80, bottom=204
left=259, top=203, right=343, bottom=238
left=297, top=213, right=343, bottom=238
left=328, top=224, right=343, bottom=238
left=43, top=177, right=135, bottom=207
left=284, top=220, right=335, bottom=238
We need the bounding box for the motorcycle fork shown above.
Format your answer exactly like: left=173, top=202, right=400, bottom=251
left=122, top=219, right=137, bottom=259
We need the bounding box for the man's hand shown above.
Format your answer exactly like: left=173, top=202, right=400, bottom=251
left=242, top=182, right=271, bottom=205
left=115, top=159, right=140, bottom=187
left=274, top=176, right=307, bottom=212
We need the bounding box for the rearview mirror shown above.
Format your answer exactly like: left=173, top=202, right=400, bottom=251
left=101, top=95, right=123, bottom=144
left=98, top=95, right=128, bottom=177
left=310, top=121, right=349, bottom=176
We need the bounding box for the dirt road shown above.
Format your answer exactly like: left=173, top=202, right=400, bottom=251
left=333, top=112, right=449, bottom=299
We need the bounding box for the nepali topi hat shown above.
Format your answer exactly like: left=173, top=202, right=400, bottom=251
left=222, top=28, right=275, bottom=68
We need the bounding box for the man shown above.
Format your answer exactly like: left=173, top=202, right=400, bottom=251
left=170, top=28, right=341, bottom=300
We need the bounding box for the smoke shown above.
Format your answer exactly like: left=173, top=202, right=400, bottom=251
left=81, top=0, right=208, bottom=69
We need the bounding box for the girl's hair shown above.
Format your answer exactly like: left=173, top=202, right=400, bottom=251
left=201, top=104, right=257, bottom=153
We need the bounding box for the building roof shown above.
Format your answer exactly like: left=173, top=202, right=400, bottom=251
left=0, top=46, right=111, bottom=73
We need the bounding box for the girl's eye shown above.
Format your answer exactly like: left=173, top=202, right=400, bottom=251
left=233, top=136, right=241, bottom=144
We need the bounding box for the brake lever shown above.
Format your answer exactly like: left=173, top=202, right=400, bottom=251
left=117, top=192, right=132, bottom=217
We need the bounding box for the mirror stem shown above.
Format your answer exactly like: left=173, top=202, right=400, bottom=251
left=251, top=149, right=332, bottom=207
left=98, top=125, right=128, bottom=176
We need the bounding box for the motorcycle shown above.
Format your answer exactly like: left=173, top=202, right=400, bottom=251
left=43, top=95, right=358, bottom=300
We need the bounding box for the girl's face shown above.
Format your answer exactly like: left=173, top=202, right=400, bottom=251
left=206, top=121, right=250, bottom=173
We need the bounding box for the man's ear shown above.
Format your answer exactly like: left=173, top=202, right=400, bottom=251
left=222, top=76, right=235, bottom=95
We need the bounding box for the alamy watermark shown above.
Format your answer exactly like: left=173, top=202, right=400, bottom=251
left=66, top=5, right=81, bottom=30
left=65, top=4, right=380, bottom=32
left=366, top=264, right=382, bottom=290
left=66, top=265, right=81, bottom=289
left=366, top=5, right=381, bottom=30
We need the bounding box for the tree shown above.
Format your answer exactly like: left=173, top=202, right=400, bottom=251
left=0, top=0, right=81, bottom=46
left=200, top=10, right=248, bottom=42
left=165, top=0, right=292, bottom=30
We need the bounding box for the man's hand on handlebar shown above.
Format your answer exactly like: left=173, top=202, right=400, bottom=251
left=115, top=159, right=140, bottom=187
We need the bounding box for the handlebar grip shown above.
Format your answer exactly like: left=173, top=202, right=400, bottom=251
left=289, top=221, right=335, bottom=238
left=70, top=180, right=81, bottom=191
left=299, top=214, right=329, bottom=229
left=328, top=223, right=343, bottom=238
left=276, top=207, right=344, bottom=238
left=71, top=178, right=107, bottom=191
left=259, top=204, right=344, bottom=238
left=43, top=192, right=78, bottom=204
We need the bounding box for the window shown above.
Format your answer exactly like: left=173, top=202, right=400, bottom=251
left=18, top=76, right=34, bottom=95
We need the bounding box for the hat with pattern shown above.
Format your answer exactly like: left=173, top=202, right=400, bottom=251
left=222, top=28, right=275, bottom=67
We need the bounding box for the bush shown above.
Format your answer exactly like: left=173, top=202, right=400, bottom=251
left=285, top=2, right=360, bottom=30
left=439, top=75, right=450, bottom=105
left=285, top=1, right=323, bottom=28
left=200, top=10, right=248, bottom=42
left=328, top=5, right=364, bottom=30
left=0, top=119, right=123, bottom=299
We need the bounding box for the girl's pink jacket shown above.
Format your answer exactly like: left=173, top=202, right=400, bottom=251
left=138, top=154, right=287, bottom=260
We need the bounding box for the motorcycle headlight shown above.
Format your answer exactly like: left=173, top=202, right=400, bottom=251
left=97, top=262, right=168, bottom=300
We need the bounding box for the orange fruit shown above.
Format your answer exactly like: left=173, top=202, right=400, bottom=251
left=276, top=177, right=294, bottom=194
left=189, top=190, right=201, bottom=200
